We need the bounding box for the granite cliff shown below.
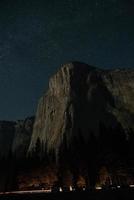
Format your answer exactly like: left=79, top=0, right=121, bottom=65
left=0, top=117, right=34, bottom=158
left=0, top=62, right=134, bottom=191
left=28, top=62, right=134, bottom=160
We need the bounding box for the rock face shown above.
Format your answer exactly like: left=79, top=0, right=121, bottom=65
left=0, top=117, right=34, bottom=158
left=0, top=62, right=134, bottom=190
left=28, top=62, right=134, bottom=159
left=0, top=117, right=34, bottom=191
left=12, top=117, right=35, bottom=158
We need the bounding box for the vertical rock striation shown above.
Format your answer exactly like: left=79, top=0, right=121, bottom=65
left=28, top=62, right=134, bottom=161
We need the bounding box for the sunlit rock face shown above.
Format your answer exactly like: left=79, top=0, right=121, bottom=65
left=28, top=62, right=134, bottom=159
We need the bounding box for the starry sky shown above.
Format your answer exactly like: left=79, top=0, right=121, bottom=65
left=0, top=0, right=134, bottom=120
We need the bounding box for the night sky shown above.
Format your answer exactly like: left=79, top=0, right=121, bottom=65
left=0, top=0, right=134, bottom=120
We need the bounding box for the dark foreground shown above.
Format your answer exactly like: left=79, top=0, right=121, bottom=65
left=0, top=189, right=134, bottom=200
